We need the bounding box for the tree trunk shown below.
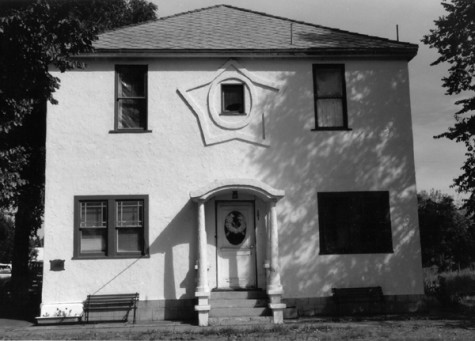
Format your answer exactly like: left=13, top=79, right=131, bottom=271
left=10, top=101, right=46, bottom=317
left=11, top=196, right=35, bottom=311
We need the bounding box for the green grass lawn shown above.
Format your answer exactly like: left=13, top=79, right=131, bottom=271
left=2, top=316, right=475, bottom=341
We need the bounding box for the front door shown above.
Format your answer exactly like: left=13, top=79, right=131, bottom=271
left=216, top=202, right=256, bottom=289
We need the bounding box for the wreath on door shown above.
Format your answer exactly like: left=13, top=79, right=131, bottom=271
left=224, top=211, right=247, bottom=245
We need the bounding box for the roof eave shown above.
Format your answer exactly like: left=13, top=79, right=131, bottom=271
left=80, top=46, right=418, bottom=61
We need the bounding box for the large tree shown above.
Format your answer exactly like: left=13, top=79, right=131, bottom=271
left=422, top=0, right=475, bottom=219
left=0, top=0, right=157, bottom=311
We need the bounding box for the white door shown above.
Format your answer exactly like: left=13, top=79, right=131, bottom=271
left=216, top=202, right=256, bottom=289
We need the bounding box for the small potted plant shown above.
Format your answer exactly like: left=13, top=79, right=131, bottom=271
left=36, top=307, right=82, bottom=325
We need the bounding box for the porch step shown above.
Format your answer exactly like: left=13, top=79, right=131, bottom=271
left=211, top=298, right=268, bottom=308
left=209, top=290, right=271, bottom=321
left=210, top=290, right=268, bottom=300
left=209, top=306, right=270, bottom=318
left=209, top=316, right=273, bottom=326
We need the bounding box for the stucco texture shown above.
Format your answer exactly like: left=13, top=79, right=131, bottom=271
left=42, top=58, right=423, bottom=314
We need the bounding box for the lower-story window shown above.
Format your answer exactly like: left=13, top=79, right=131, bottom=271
left=318, top=191, right=393, bottom=254
left=74, top=195, right=149, bottom=258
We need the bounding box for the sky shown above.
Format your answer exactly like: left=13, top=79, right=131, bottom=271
left=153, top=0, right=466, bottom=200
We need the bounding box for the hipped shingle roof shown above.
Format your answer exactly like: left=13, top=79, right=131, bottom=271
left=93, top=5, right=417, bottom=59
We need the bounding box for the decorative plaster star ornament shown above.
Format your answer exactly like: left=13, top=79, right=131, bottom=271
left=178, top=59, right=280, bottom=146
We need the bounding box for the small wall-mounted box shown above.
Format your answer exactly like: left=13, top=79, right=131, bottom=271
left=49, top=259, right=65, bottom=271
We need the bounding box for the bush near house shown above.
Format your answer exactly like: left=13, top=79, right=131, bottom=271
left=419, top=191, right=475, bottom=311
left=423, top=267, right=475, bottom=311
left=418, top=190, right=475, bottom=271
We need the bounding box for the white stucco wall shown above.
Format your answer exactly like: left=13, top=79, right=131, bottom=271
left=42, top=57, right=423, bottom=313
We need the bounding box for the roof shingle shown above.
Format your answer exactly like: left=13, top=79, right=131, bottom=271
left=93, top=5, right=417, bottom=59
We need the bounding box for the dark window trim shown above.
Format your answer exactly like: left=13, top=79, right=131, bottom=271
left=113, top=65, right=148, bottom=132
left=310, top=127, right=352, bottom=132
left=73, top=195, right=149, bottom=259
left=312, top=64, right=349, bottom=131
left=108, top=129, right=153, bottom=134
left=221, top=83, right=245, bottom=115
left=318, top=191, right=393, bottom=255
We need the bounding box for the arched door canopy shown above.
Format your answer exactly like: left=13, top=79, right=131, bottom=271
left=190, top=178, right=284, bottom=202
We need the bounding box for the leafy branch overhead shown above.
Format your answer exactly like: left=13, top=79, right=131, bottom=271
left=422, top=0, right=475, bottom=218
left=0, top=0, right=96, bottom=211
left=0, top=0, right=157, bottom=210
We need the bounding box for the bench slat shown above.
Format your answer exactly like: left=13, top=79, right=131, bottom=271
left=86, top=300, right=136, bottom=304
left=86, top=304, right=135, bottom=309
left=87, top=294, right=139, bottom=298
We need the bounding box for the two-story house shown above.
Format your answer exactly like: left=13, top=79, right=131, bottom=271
left=40, top=5, right=424, bottom=326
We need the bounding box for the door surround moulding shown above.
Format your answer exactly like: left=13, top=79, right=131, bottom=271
left=190, top=178, right=284, bottom=203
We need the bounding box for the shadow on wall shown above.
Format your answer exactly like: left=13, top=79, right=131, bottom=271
left=149, top=200, right=197, bottom=300
left=147, top=201, right=197, bottom=319
left=246, top=60, right=422, bottom=298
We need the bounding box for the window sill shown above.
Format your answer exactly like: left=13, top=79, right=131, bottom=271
left=109, top=129, right=152, bottom=134
left=72, top=254, right=150, bottom=260
left=311, top=127, right=352, bottom=132
left=319, top=250, right=394, bottom=255
left=220, top=112, right=247, bottom=116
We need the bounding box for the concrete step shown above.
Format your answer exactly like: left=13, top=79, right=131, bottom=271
left=210, top=290, right=267, bottom=300
left=209, top=290, right=271, bottom=321
left=209, top=316, right=273, bottom=326
left=209, top=306, right=270, bottom=318
left=211, top=298, right=268, bottom=308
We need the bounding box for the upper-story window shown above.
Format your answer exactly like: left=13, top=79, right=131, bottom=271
left=115, top=65, right=148, bottom=132
left=312, top=64, right=349, bottom=130
left=221, top=83, right=245, bottom=114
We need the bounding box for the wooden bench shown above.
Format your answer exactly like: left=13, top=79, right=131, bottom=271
left=332, top=287, right=384, bottom=316
left=83, top=293, right=139, bottom=323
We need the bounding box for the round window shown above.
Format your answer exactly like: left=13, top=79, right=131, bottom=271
left=208, top=73, right=256, bottom=130
left=224, top=211, right=247, bottom=245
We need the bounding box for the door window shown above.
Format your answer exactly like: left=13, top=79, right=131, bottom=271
left=224, top=210, right=247, bottom=245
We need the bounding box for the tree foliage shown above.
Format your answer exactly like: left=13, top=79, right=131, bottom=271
left=0, top=1, right=97, bottom=309
left=422, top=0, right=475, bottom=218
left=0, top=0, right=96, bottom=210
left=0, top=0, right=158, bottom=210
left=48, top=0, right=157, bottom=33
left=0, top=0, right=157, bottom=311
left=418, top=190, right=475, bottom=271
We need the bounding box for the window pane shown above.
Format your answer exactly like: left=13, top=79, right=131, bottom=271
left=317, top=99, right=343, bottom=127
left=118, top=68, right=145, bottom=97
left=318, top=192, right=392, bottom=254
left=316, top=68, right=343, bottom=97
left=117, top=228, right=141, bottom=252
left=81, top=229, right=106, bottom=253
left=118, top=99, right=146, bottom=129
left=222, top=84, right=244, bottom=113
left=80, top=201, right=107, bottom=228
left=117, top=200, right=143, bottom=227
